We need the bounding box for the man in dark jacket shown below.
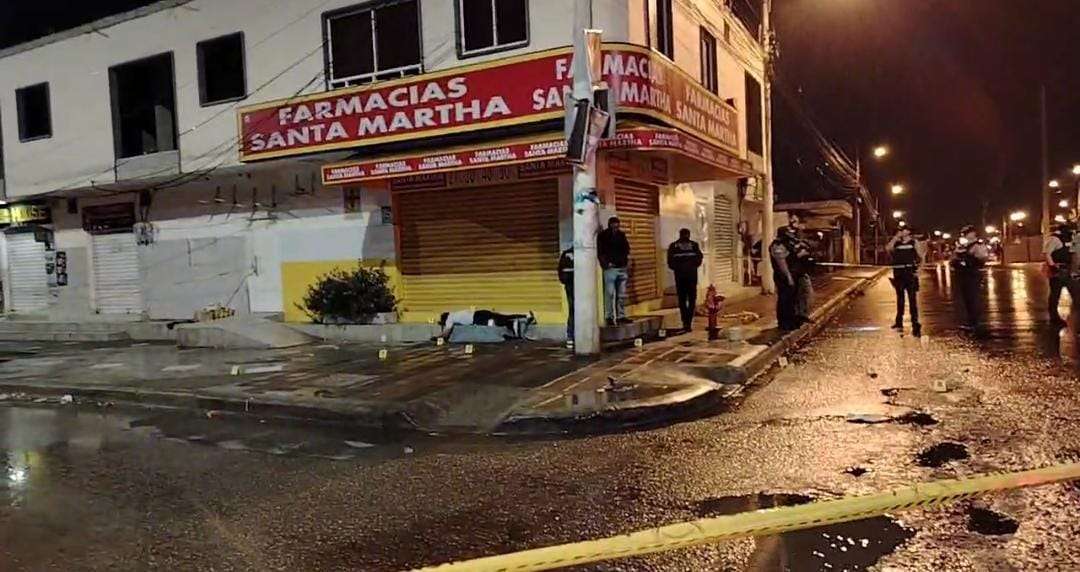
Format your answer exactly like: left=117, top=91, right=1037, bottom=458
left=667, top=228, right=704, bottom=331
left=598, top=216, right=632, bottom=326
left=557, top=246, right=575, bottom=347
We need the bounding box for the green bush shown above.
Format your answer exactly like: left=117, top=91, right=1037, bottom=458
left=299, top=262, right=397, bottom=324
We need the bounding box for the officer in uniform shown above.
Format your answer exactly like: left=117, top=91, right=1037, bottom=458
left=951, top=225, right=990, bottom=331
left=666, top=229, right=704, bottom=331
left=886, top=226, right=923, bottom=337
left=770, top=225, right=800, bottom=331
left=788, top=213, right=816, bottom=324
left=1043, top=223, right=1073, bottom=327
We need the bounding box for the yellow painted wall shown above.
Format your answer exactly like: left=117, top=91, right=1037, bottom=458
left=282, top=260, right=403, bottom=323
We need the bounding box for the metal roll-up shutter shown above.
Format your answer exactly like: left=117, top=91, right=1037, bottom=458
left=713, top=194, right=735, bottom=285
left=92, top=232, right=143, bottom=315
left=395, top=179, right=562, bottom=317
left=7, top=233, right=48, bottom=312
left=614, top=178, right=659, bottom=304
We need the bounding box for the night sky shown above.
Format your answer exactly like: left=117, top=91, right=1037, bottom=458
left=4, top=0, right=1079, bottom=234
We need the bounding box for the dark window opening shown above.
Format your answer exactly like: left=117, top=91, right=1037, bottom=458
left=459, top=0, right=528, bottom=56
left=732, top=0, right=762, bottom=41
left=700, top=27, right=718, bottom=94
left=16, top=83, right=52, bottom=141
left=109, top=53, right=178, bottom=159
left=325, top=0, right=422, bottom=89
left=745, top=72, right=763, bottom=155
left=656, top=0, right=674, bottom=59
left=197, top=32, right=246, bottom=106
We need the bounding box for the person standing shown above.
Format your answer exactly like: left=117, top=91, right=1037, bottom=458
left=1043, top=223, right=1072, bottom=327
left=887, top=226, right=924, bottom=337
left=667, top=228, right=704, bottom=331
left=557, top=246, right=575, bottom=347
left=598, top=216, right=632, bottom=326
left=951, top=225, right=990, bottom=331
left=788, top=213, right=815, bottom=324
left=770, top=226, right=800, bottom=331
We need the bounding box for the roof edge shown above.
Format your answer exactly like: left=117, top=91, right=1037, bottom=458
left=0, top=0, right=196, bottom=61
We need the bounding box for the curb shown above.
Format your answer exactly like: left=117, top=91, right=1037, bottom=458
left=497, top=269, right=888, bottom=435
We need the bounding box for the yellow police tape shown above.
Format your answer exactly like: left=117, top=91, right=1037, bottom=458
left=412, top=461, right=1080, bottom=572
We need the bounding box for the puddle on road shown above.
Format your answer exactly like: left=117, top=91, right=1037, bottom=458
left=966, top=506, right=1019, bottom=536
left=916, top=442, right=970, bottom=467
left=692, top=493, right=914, bottom=571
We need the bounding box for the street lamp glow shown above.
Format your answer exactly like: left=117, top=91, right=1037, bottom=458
left=933, top=230, right=943, bottom=237
left=1055, top=214, right=1068, bottom=223
left=985, top=225, right=998, bottom=234
left=892, top=210, right=904, bottom=219
left=1073, top=164, right=1080, bottom=176
left=873, top=146, right=889, bottom=159
left=1060, top=199, right=1070, bottom=209
left=1050, top=179, right=1061, bottom=189
left=890, top=184, right=905, bottom=195
left=898, top=220, right=907, bottom=227
left=942, top=233, right=952, bottom=240
left=1009, top=211, right=1028, bottom=222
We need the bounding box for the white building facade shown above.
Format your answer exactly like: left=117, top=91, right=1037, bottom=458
left=0, top=0, right=769, bottom=330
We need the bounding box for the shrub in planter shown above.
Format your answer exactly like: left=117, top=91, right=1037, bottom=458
left=299, top=262, right=397, bottom=324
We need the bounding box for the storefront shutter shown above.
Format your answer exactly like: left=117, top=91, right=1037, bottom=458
left=395, top=179, right=562, bottom=319
left=92, top=232, right=144, bottom=315
left=613, top=178, right=659, bottom=304
left=6, top=233, right=48, bottom=313
left=713, top=193, right=735, bottom=285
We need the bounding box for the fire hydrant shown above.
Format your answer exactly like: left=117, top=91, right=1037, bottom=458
left=705, top=285, right=724, bottom=340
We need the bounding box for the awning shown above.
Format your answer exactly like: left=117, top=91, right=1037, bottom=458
left=321, top=126, right=757, bottom=186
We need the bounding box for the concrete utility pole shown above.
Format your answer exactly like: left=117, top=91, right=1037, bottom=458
left=569, top=4, right=601, bottom=355
left=1041, top=84, right=1051, bottom=236
left=760, top=0, right=776, bottom=294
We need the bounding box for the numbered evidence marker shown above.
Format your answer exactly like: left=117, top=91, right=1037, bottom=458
left=378, top=349, right=389, bottom=360
left=634, top=338, right=644, bottom=349
left=464, top=344, right=475, bottom=355
left=778, top=356, right=789, bottom=368
left=658, top=329, right=667, bottom=339
left=436, top=337, right=445, bottom=347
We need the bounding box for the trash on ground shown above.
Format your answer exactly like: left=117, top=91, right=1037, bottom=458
left=345, top=440, right=376, bottom=449
left=846, top=413, right=893, bottom=424
left=59, top=394, right=73, bottom=405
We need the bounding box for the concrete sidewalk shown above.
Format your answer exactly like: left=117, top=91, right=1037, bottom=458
left=0, top=268, right=885, bottom=435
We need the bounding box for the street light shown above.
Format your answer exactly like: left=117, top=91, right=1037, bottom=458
left=1055, top=214, right=1067, bottom=223
left=942, top=233, right=952, bottom=240
left=892, top=210, right=904, bottom=219
left=1073, top=164, right=1080, bottom=176
left=898, top=220, right=907, bottom=227
left=933, top=230, right=943, bottom=237
left=873, top=146, right=889, bottom=159
left=1009, top=211, right=1028, bottom=222
left=1060, top=199, right=1070, bottom=209
left=1050, top=179, right=1061, bottom=189
left=985, top=225, right=998, bottom=234
left=891, top=184, right=905, bottom=195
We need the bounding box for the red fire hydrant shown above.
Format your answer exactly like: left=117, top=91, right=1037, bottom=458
left=705, top=285, right=724, bottom=341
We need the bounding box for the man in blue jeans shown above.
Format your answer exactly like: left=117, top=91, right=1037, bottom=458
left=598, top=216, right=632, bottom=326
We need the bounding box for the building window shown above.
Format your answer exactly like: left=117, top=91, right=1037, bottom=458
left=700, top=27, right=718, bottom=94
left=325, top=0, right=423, bottom=89
left=109, top=53, right=178, bottom=159
left=197, top=32, right=246, bottom=106
left=15, top=83, right=52, bottom=142
left=457, top=0, right=528, bottom=57
left=655, top=0, right=674, bottom=59
left=745, top=72, right=763, bottom=155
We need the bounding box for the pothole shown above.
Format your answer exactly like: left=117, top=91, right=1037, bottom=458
left=916, top=442, right=969, bottom=467
left=844, top=466, right=869, bottom=477
left=894, top=412, right=938, bottom=426
left=967, top=506, right=1019, bottom=536
left=692, top=493, right=914, bottom=572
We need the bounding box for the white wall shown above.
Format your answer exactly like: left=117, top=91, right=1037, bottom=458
left=0, top=0, right=586, bottom=200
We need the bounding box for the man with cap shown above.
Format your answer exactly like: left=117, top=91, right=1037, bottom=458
left=1044, top=222, right=1073, bottom=327
left=769, top=225, right=800, bottom=331
left=886, top=225, right=924, bottom=337
left=667, top=228, right=704, bottom=331
left=951, top=225, right=990, bottom=331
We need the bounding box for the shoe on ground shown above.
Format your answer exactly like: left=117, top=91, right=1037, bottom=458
left=891, top=322, right=903, bottom=330
left=566, top=340, right=575, bottom=349
left=912, top=323, right=922, bottom=338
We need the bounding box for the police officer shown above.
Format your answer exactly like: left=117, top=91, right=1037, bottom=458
left=770, top=225, right=800, bottom=331
left=1043, top=223, right=1073, bottom=327
left=951, top=225, right=990, bottom=331
left=557, top=246, right=575, bottom=347
left=667, top=229, right=704, bottom=331
left=788, top=213, right=815, bottom=324
left=887, top=226, right=923, bottom=337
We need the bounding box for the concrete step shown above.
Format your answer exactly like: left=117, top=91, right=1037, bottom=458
left=0, top=321, right=132, bottom=341
left=176, top=317, right=315, bottom=349
left=600, top=316, right=664, bottom=343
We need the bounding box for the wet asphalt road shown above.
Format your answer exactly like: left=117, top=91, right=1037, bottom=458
left=4, top=263, right=1080, bottom=571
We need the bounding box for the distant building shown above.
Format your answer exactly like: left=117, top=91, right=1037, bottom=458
left=0, top=0, right=769, bottom=331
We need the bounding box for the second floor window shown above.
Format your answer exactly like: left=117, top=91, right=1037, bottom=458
left=16, top=82, right=52, bottom=142
left=197, top=32, right=247, bottom=106
left=700, top=27, right=718, bottom=94
left=656, top=0, right=674, bottom=59
left=458, top=0, right=529, bottom=57
left=109, top=53, right=178, bottom=159
left=325, top=0, right=423, bottom=89
left=745, top=72, right=763, bottom=155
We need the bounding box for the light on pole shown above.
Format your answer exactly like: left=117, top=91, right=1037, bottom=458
left=1060, top=199, right=1070, bottom=209
left=985, top=225, right=998, bottom=234
left=933, top=230, right=943, bottom=237
left=892, top=210, right=904, bottom=219
left=873, top=146, right=889, bottom=159
left=942, top=233, right=952, bottom=240
left=1073, top=164, right=1080, bottom=176
left=1050, top=179, right=1061, bottom=189
left=1010, top=211, right=1028, bottom=222
left=891, top=184, right=905, bottom=195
